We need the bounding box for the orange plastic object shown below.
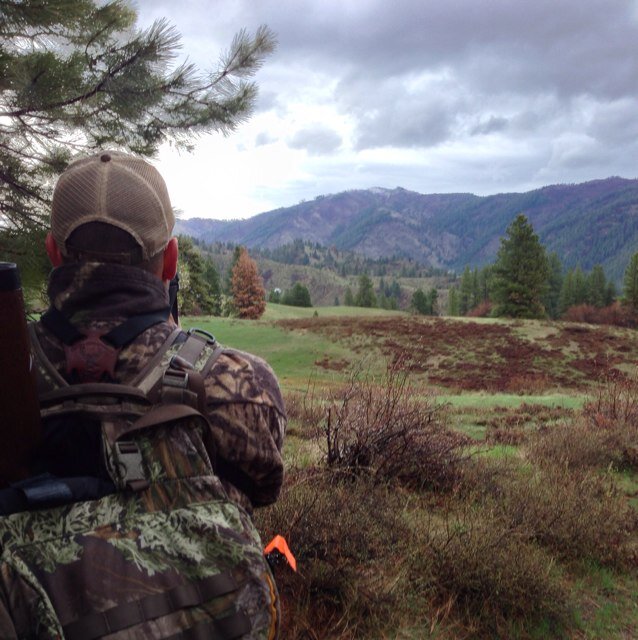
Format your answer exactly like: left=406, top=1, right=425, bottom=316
left=264, top=535, right=297, bottom=572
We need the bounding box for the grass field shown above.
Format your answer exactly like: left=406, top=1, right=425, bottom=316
left=183, top=304, right=638, bottom=639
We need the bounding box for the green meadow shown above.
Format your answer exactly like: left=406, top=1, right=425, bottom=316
left=183, top=304, right=638, bottom=639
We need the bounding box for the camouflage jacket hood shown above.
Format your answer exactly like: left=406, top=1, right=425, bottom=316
left=35, top=262, right=286, bottom=511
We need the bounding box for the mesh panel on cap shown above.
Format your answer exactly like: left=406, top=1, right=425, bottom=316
left=51, top=151, right=174, bottom=261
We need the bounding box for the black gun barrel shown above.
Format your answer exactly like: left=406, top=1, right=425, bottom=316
left=0, top=263, right=42, bottom=486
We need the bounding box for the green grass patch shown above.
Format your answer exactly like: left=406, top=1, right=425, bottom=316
left=262, top=302, right=406, bottom=320
left=441, top=392, right=584, bottom=410
left=182, top=315, right=363, bottom=389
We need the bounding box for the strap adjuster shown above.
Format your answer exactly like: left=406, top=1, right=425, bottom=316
left=113, top=440, right=148, bottom=491
left=163, top=368, right=189, bottom=388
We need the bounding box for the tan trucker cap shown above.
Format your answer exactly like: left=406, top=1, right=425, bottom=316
left=51, top=151, right=174, bottom=261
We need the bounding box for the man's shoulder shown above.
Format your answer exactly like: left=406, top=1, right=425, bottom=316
left=205, top=345, right=285, bottom=415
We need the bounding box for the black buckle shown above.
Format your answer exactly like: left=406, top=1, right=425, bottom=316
left=163, top=368, right=189, bottom=388
left=187, top=327, right=216, bottom=344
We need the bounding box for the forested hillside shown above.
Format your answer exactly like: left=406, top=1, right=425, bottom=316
left=176, top=177, right=638, bottom=283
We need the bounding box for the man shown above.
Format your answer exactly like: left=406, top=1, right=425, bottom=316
left=0, top=151, right=286, bottom=638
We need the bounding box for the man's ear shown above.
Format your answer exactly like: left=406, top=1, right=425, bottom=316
left=45, top=232, right=63, bottom=267
left=162, top=237, right=178, bottom=282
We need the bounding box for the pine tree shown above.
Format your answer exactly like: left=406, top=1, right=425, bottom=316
left=572, top=267, right=588, bottom=306
left=177, top=236, right=220, bottom=315
left=478, top=265, right=493, bottom=303
left=355, top=274, right=377, bottom=308
left=0, top=0, right=275, bottom=282
left=225, top=246, right=243, bottom=294
left=587, top=265, right=607, bottom=308
left=543, top=252, right=563, bottom=319
left=559, top=269, right=576, bottom=316
left=344, top=287, right=354, bottom=306
left=492, top=214, right=549, bottom=318
left=623, top=252, right=638, bottom=313
left=429, top=288, right=439, bottom=315
left=282, top=282, right=312, bottom=307
left=447, top=286, right=459, bottom=316
left=231, top=248, right=266, bottom=319
left=459, top=266, right=472, bottom=315
left=411, top=289, right=430, bottom=315
left=604, top=281, right=617, bottom=306
left=470, top=268, right=481, bottom=309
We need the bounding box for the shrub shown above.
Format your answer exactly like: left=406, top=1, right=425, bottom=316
left=526, top=418, right=620, bottom=470
left=320, top=361, right=471, bottom=490
left=412, top=504, right=569, bottom=636
left=582, top=369, right=638, bottom=468
left=460, top=453, right=637, bottom=569
left=255, top=469, right=411, bottom=639
left=495, top=465, right=637, bottom=567
left=562, top=302, right=635, bottom=327
left=466, top=300, right=493, bottom=317
left=282, top=389, right=324, bottom=436
left=282, top=282, right=312, bottom=307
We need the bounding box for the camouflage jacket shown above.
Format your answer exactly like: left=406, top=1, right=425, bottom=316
left=32, top=262, right=286, bottom=512
left=0, top=262, right=285, bottom=639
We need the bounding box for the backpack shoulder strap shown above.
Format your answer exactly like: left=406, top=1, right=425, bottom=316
left=130, top=327, right=183, bottom=393
left=28, top=322, right=69, bottom=394
left=135, top=329, right=223, bottom=412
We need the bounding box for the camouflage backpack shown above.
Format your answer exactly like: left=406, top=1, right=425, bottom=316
left=0, top=313, right=279, bottom=639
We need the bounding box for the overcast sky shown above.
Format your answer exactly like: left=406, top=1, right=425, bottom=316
left=134, top=0, right=638, bottom=221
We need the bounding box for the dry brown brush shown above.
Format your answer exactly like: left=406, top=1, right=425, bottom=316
left=320, top=361, right=471, bottom=491
left=527, top=368, right=638, bottom=471
left=258, top=361, right=638, bottom=638
left=411, top=503, right=569, bottom=637
left=255, top=469, right=413, bottom=639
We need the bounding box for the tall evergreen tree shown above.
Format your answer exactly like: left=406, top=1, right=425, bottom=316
left=355, top=274, right=377, bottom=308
left=478, top=265, right=494, bottom=303
left=587, top=264, right=607, bottom=308
left=572, top=267, right=588, bottom=306
left=447, top=286, right=460, bottom=316
left=411, top=289, right=431, bottom=315
left=543, top=252, right=563, bottom=319
left=604, top=281, right=617, bottom=307
left=177, top=236, right=219, bottom=315
left=623, top=252, right=638, bottom=313
left=429, top=287, right=439, bottom=315
left=459, top=266, right=473, bottom=315
left=282, top=282, right=312, bottom=307
left=470, top=268, right=481, bottom=309
left=559, top=269, right=576, bottom=316
left=225, top=245, right=243, bottom=294
left=492, top=214, right=549, bottom=318
left=344, top=287, right=355, bottom=306
left=0, top=0, right=275, bottom=283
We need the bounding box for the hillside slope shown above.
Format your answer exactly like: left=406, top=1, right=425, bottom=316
left=176, top=177, right=638, bottom=282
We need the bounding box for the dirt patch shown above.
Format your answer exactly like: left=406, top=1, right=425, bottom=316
left=276, top=317, right=638, bottom=393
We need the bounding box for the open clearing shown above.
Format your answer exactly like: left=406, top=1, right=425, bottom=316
left=183, top=305, right=638, bottom=639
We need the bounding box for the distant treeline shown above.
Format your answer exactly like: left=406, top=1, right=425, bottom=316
left=186, top=230, right=638, bottom=324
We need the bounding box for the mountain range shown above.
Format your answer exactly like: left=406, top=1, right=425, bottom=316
left=175, top=177, right=638, bottom=283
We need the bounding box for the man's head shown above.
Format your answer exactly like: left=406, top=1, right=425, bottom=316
left=46, top=151, right=177, bottom=281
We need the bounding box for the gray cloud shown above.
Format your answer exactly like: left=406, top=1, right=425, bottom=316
left=288, top=125, right=342, bottom=155
left=471, top=116, right=509, bottom=136
left=255, top=131, right=277, bottom=147
left=136, top=0, right=638, bottom=206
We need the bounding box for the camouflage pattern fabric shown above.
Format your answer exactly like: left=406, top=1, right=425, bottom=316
left=0, top=262, right=286, bottom=638
left=34, top=262, right=286, bottom=512
left=0, top=419, right=279, bottom=639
